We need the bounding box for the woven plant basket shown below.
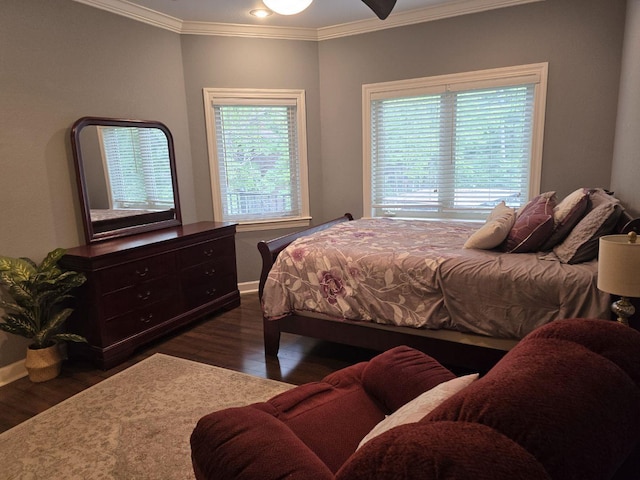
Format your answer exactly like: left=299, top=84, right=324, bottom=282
left=25, top=343, right=62, bottom=382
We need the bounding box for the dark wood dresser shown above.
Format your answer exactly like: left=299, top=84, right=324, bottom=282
left=60, top=221, right=240, bottom=369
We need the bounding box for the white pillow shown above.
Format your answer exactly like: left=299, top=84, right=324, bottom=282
left=553, top=188, right=588, bottom=225
left=357, top=373, right=479, bottom=449
left=463, top=202, right=516, bottom=249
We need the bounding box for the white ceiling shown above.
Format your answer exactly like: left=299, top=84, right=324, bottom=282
left=128, top=0, right=435, bottom=28
left=73, top=0, right=542, bottom=40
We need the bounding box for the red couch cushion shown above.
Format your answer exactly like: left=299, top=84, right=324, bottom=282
left=339, top=319, right=640, bottom=480
left=361, top=345, right=456, bottom=412
left=191, top=346, right=457, bottom=477
left=337, top=421, right=551, bottom=480
left=255, top=362, right=385, bottom=473
left=191, top=406, right=334, bottom=480
left=253, top=346, right=456, bottom=473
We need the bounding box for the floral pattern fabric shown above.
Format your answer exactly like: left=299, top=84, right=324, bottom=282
left=262, top=218, right=474, bottom=331
left=262, top=218, right=610, bottom=339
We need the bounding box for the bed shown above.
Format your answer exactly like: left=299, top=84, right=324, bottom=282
left=90, top=208, right=176, bottom=233
left=258, top=192, right=638, bottom=371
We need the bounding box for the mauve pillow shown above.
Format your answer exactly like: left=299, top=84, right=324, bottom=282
left=504, top=192, right=556, bottom=253
left=539, top=188, right=590, bottom=251
left=553, top=201, right=622, bottom=264
left=464, top=202, right=516, bottom=249
left=589, top=187, right=620, bottom=209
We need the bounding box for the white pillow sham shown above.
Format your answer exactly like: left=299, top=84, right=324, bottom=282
left=357, top=373, right=479, bottom=449
left=464, top=202, right=515, bottom=249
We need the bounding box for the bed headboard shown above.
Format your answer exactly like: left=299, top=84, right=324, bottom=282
left=620, top=216, right=640, bottom=235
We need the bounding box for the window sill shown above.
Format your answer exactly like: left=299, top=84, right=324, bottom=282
left=235, top=217, right=312, bottom=233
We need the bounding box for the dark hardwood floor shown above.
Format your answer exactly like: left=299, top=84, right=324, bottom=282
left=0, top=292, right=380, bottom=434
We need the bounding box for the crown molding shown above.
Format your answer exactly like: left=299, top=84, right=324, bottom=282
left=181, top=21, right=320, bottom=41
left=72, top=0, right=543, bottom=41
left=73, top=0, right=183, bottom=33
left=318, top=0, right=543, bottom=40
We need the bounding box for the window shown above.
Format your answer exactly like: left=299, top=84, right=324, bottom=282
left=363, top=63, right=548, bottom=221
left=203, top=88, right=310, bottom=231
left=99, top=126, right=174, bottom=210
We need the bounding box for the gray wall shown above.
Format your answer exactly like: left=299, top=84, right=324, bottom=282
left=317, top=0, right=627, bottom=219
left=0, top=0, right=194, bottom=367
left=612, top=0, right=640, bottom=217
left=180, top=35, right=322, bottom=284
left=0, top=0, right=632, bottom=370
left=180, top=0, right=627, bottom=284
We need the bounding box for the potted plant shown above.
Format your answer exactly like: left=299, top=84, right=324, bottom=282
left=0, top=248, right=87, bottom=382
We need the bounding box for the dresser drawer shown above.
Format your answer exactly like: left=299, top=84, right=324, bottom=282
left=101, top=275, right=178, bottom=320
left=182, top=274, right=237, bottom=308
left=103, top=299, right=178, bottom=345
left=180, top=259, right=237, bottom=309
left=177, top=236, right=235, bottom=269
left=180, top=257, right=235, bottom=284
left=98, top=254, right=176, bottom=293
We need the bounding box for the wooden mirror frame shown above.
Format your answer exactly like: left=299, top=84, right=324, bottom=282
left=71, top=116, right=182, bottom=244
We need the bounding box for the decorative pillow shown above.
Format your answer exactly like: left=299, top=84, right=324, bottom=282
left=513, top=190, right=555, bottom=218
left=357, top=373, right=479, bottom=450
left=553, top=202, right=622, bottom=264
left=464, top=202, right=516, bottom=250
left=539, top=188, right=590, bottom=251
left=504, top=192, right=556, bottom=253
left=588, top=187, right=621, bottom=210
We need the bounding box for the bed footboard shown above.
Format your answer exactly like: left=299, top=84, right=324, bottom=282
left=263, top=318, right=281, bottom=355
left=257, top=214, right=354, bottom=355
left=257, top=213, right=354, bottom=300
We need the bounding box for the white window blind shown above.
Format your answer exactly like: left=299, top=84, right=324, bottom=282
left=203, top=89, right=310, bottom=230
left=364, top=64, right=547, bottom=221
left=99, top=127, right=173, bottom=210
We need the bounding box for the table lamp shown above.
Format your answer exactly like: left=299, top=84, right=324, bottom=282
left=597, top=231, right=640, bottom=326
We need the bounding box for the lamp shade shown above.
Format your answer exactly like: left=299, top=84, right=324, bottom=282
left=263, top=0, right=313, bottom=15
left=597, top=234, right=640, bottom=298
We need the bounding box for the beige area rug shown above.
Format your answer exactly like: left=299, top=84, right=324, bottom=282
left=0, top=354, right=294, bottom=480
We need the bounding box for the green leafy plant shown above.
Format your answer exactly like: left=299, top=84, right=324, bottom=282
left=0, top=248, right=87, bottom=349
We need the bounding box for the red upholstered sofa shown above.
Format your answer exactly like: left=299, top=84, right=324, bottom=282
left=191, top=319, right=640, bottom=480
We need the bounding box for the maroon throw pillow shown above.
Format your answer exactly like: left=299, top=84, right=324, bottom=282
left=503, top=192, right=556, bottom=253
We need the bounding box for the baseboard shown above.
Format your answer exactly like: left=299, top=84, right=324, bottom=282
left=0, top=358, right=27, bottom=387
left=239, top=280, right=259, bottom=294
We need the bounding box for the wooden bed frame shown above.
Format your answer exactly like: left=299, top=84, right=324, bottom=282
left=258, top=212, right=640, bottom=372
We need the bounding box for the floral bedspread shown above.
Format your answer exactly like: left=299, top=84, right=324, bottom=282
left=261, top=218, right=610, bottom=339
left=262, top=218, right=474, bottom=331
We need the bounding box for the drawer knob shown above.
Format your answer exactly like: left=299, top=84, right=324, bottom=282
left=204, top=268, right=216, bottom=277
left=136, top=267, right=150, bottom=277
left=137, top=291, right=152, bottom=301
left=206, top=288, right=217, bottom=296
left=204, top=248, right=215, bottom=257
left=140, top=313, right=153, bottom=323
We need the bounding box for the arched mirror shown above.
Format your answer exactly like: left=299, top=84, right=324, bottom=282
left=71, top=117, right=182, bottom=243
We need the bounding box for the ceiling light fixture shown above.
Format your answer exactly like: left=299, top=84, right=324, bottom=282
left=250, top=8, right=272, bottom=18
left=262, top=0, right=313, bottom=16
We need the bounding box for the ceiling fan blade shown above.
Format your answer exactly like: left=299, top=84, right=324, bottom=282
left=361, top=0, right=398, bottom=20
